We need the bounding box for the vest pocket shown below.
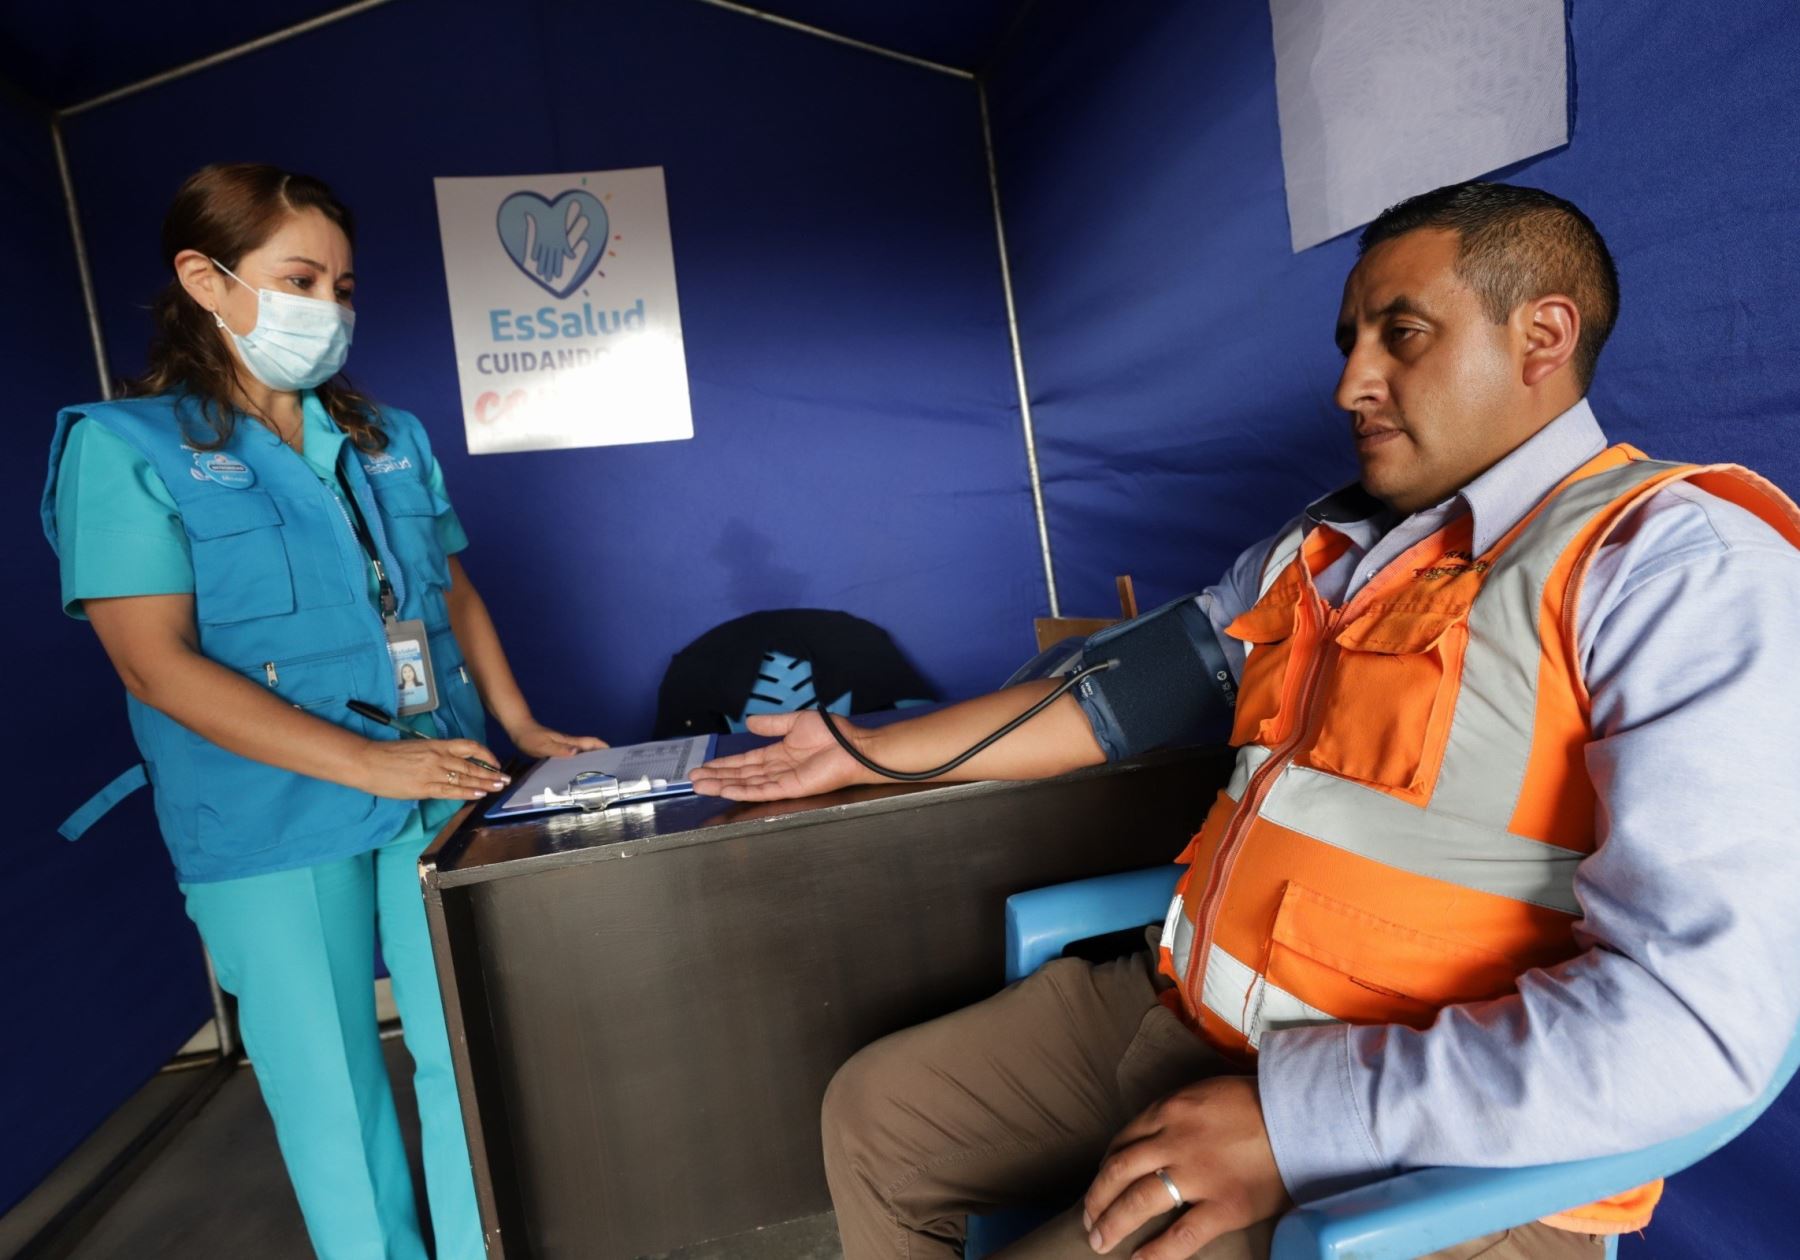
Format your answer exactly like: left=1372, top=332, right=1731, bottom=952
left=1224, top=593, right=1300, bottom=748
left=1302, top=606, right=1468, bottom=800
left=182, top=491, right=296, bottom=624
left=431, top=632, right=488, bottom=744
left=1263, top=882, right=1519, bottom=1030
left=193, top=653, right=377, bottom=857
left=369, top=476, right=451, bottom=590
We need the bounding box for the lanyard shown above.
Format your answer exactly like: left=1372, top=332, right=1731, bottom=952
left=333, top=463, right=399, bottom=620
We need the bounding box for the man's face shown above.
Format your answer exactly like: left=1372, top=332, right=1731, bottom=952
left=1334, top=229, right=1528, bottom=514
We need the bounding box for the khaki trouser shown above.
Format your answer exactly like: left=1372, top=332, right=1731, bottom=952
left=821, top=950, right=1605, bottom=1260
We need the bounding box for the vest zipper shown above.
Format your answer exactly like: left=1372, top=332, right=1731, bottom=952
left=247, top=644, right=379, bottom=687
left=1183, top=586, right=1361, bottom=1019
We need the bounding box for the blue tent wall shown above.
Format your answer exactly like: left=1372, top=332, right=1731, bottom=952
left=0, top=96, right=211, bottom=1214
left=988, top=0, right=1800, bottom=618
left=57, top=0, right=1044, bottom=746
left=985, top=2, right=1800, bottom=1257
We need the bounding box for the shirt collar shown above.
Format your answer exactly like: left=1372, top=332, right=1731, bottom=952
left=1457, top=397, right=1607, bottom=555
left=1304, top=398, right=1608, bottom=555
left=299, top=389, right=348, bottom=482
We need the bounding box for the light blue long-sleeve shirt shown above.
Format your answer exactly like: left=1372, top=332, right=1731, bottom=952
left=1191, top=400, right=1800, bottom=1203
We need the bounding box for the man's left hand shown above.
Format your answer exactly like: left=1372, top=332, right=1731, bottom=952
left=1081, top=1076, right=1291, bottom=1258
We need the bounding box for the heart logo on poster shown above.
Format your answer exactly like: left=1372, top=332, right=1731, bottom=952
left=495, top=189, right=610, bottom=299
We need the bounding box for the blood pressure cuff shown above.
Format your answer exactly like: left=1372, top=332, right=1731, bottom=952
left=1073, top=595, right=1238, bottom=762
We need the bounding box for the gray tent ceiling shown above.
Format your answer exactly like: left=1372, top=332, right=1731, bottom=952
left=0, top=0, right=1029, bottom=111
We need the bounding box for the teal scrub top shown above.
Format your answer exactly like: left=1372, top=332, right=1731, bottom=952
left=55, top=392, right=476, bottom=851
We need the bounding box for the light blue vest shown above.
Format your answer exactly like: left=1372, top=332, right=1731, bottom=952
left=41, top=393, right=487, bottom=883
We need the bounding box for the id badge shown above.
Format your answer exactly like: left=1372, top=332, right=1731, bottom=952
left=385, top=618, right=440, bottom=716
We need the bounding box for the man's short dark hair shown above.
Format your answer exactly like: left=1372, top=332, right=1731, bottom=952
left=1360, top=182, right=1620, bottom=390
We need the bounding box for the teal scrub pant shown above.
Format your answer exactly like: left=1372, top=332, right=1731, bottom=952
left=183, top=829, right=481, bottom=1260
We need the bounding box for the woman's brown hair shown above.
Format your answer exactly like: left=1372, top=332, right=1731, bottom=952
left=124, top=162, right=387, bottom=452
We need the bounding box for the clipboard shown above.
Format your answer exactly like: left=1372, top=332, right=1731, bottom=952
left=484, top=734, right=717, bottom=821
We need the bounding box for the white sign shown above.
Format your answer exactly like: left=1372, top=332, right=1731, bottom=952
left=433, top=167, right=694, bottom=454
left=1271, top=0, right=1568, bottom=252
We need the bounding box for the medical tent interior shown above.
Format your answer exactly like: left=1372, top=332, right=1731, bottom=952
left=3, top=0, right=1797, bottom=1255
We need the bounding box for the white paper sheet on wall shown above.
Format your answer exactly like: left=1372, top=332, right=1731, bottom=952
left=1271, top=0, right=1569, bottom=252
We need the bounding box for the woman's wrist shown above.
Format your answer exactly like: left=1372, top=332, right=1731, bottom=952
left=326, top=731, right=384, bottom=793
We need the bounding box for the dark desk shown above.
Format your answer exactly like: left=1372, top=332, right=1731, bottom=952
left=421, top=746, right=1230, bottom=1259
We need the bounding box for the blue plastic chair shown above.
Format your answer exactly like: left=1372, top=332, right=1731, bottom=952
left=968, top=866, right=1800, bottom=1259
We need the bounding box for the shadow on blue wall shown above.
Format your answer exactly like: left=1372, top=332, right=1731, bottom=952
left=1, top=90, right=210, bottom=1214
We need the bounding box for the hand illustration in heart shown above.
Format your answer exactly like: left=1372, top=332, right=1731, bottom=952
left=495, top=190, right=609, bottom=298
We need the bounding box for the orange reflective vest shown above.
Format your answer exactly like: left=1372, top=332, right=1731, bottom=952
left=1155, top=445, right=1800, bottom=1234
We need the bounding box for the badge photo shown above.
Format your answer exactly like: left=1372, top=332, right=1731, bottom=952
left=386, top=618, right=440, bottom=716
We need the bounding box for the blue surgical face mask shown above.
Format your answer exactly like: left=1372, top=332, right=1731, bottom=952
left=211, top=258, right=355, bottom=391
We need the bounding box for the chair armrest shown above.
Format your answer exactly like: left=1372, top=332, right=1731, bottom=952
left=1005, top=866, right=1182, bottom=984
left=1269, top=1162, right=1632, bottom=1260
left=1270, top=1061, right=1800, bottom=1260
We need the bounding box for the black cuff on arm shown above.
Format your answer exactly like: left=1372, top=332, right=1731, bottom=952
left=1073, top=596, right=1238, bottom=761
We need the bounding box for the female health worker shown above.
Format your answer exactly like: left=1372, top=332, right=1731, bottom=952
left=40, top=163, right=604, bottom=1259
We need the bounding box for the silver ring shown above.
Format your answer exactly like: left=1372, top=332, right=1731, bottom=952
left=447, top=769, right=459, bottom=784
left=1154, top=1168, right=1183, bottom=1208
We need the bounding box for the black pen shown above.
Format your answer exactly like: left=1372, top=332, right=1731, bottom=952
left=347, top=699, right=506, bottom=775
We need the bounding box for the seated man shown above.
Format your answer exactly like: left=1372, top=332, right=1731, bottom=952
left=691, top=182, right=1800, bottom=1260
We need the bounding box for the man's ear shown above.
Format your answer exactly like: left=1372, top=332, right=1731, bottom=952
left=1520, top=294, right=1580, bottom=388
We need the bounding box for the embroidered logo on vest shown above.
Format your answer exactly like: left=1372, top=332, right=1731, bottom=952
left=361, top=453, right=414, bottom=476
left=1413, top=550, right=1490, bottom=581
left=191, top=451, right=255, bottom=489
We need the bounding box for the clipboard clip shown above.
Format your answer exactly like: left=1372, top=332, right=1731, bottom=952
left=533, top=770, right=671, bottom=812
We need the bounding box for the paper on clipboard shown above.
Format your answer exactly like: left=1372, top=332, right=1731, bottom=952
left=485, top=734, right=717, bottom=820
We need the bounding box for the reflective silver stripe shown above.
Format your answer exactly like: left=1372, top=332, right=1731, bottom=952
left=1431, top=459, right=1679, bottom=825
left=1225, top=743, right=1271, bottom=800
left=1200, top=943, right=1338, bottom=1049
left=1163, top=893, right=1193, bottom=977
left=1261, top=766, right=1584, bottom=914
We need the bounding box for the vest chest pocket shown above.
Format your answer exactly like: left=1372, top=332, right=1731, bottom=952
left=368, top=476, right=451, bottom=590
left=1302, top=605, right=1468, bottom=801
left=180, top=491, right=296, bottom=625
left=1224, top=589, right=1302, bottom=749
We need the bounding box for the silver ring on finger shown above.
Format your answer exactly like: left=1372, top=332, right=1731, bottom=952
left=448, top=768, right=459, bottom=784
left=1154, top=1168, right=1184, bottom=1208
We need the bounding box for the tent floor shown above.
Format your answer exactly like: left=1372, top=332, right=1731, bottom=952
left=41, top=1039, right=841, bottom=1260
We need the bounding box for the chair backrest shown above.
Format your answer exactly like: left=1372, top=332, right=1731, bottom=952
left=654, top=608, right=938, bottom=738
left=1030, top=575, right=1139, bottom=653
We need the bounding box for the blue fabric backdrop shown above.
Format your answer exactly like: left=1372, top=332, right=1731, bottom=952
left=60, top=0, right=1045, bottom=746
left=0, top=90, right=211, bottom=1215
left=986, top=3, right=1800, bottom=1256
left=990, top=0, right=1800, bottom=619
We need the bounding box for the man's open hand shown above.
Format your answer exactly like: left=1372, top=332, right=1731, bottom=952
left=688, top=710, right=868, bottom=800
left=1081, top=1076, right=1291, bottom=1258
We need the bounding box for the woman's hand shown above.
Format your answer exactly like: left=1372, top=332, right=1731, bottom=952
left=689, top=711, right=869, bottom=800
left=356, top=738, right=511, bottom=801
left=508, top=720, right=608, bottom=758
